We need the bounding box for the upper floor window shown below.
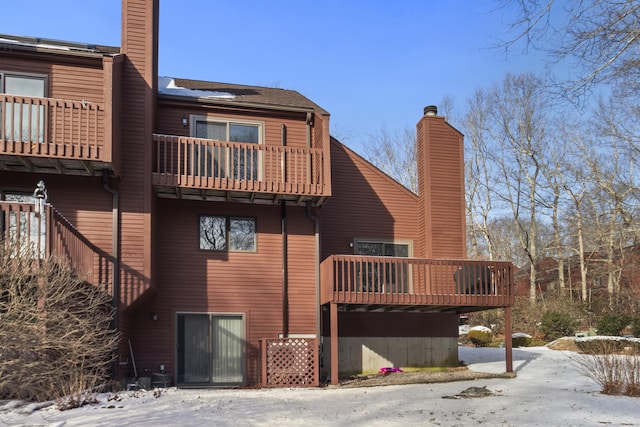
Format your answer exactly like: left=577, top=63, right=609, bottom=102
left=199, top=215, right=256, bottom=252
left=0, top=72, right=47, bottom=143
left=189, top=116, right=263, bottom=180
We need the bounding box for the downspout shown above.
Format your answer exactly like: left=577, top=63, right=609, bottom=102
left=102, top=171, right=120, bottom=344
left=281, top=124, right=289, bottom=337
left=305, top=112, right=313, bottom=148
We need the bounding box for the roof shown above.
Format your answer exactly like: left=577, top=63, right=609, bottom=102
left=160, top=77, right=329, bottom=115
left=0, top=34, right=120, bottom=57
left=0, top=34, right=329, bottom=115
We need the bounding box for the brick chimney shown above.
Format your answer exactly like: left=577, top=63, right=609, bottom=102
left=416, top=106, right=466, bottom=259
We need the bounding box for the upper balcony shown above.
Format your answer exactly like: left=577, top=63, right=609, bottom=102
left=0, top=95, right=119, bottom=176
left=152, top=134, right=330, bottom=206
left=320, top=255, right=514, bottom=312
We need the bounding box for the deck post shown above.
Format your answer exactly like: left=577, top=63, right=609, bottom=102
left=504, top=306, right=513, bottom=373
left=330, top=302, right=339, bottom=385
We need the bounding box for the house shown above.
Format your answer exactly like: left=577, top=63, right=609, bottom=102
left=0, top=0, right=515, bottom=388
left=515, top=248, right=640, bottom=299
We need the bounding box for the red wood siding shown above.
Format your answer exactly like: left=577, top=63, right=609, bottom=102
left=156, top=104, right=310, bottom=147
left=118, top=0, right=157, bottom=308
left=320, top=139, right=419, bottom=259
left=286, top=207, right=317, bottom=335
left=417, top=115, right=466, bottom=259
left=129, top=199, right=316, bottom=385
left=0, top=56, right=106, bottom=104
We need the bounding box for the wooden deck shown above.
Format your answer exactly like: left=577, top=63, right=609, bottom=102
left=0, top=95, right=117, bottom=175
left=152, top=134, right=329, bottom=205
left=320, top=255, right=514, bottom=312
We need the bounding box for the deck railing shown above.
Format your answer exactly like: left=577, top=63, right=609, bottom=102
left=0, top=94, right=108, bottom=162
left=320, top=255, right=514, bottom=307
left=153, top=134, right=327, bottom=196
left=0, top=202, right=113, bottom=293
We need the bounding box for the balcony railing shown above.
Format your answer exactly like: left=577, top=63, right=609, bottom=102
left=320, top=255, right=514, bottom=309
left=0, top=95, right=115, bottom=173
left=0, top=201, right=113, bottom=293
left=153, top=134, right=327, bottom=198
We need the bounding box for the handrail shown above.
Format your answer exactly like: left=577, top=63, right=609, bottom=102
left=0, top=201, right=113, bottom=293
left=153, top=134, right=326, bottom=196
left=320, top=255, right=515, bottom=307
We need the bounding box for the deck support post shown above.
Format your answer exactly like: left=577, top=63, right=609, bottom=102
left=504, top=305, right=513, bottom=373
left=330, top=302, right=339, bottom=385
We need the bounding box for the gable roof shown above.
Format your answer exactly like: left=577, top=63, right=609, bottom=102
left=159, top=77, right=329, bottom=115
left=330, top=136, right=419, bottom=198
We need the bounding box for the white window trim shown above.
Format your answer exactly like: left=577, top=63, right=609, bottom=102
left=189, top=115, right=265, bottom=181
left=189, top=115, right=265, bottom=144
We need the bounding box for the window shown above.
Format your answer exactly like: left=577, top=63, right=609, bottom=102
left=199, top=215, right=256, bottom=252
left=0, top=72, right=47, bottom=143
left=190, top=116, right=263, bottom=180
left=354, top=240, right=411, bottom=293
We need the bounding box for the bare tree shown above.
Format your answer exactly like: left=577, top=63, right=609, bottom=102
left=363, top=125, right=418, bottom=193
left=463, top=89, right=497, bottom=260
left=499, top=0, right=640, bottom=100
left=486, top=73, right=549, bottom=303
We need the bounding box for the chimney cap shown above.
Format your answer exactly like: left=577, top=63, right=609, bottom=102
left=424, top=105, right=438, bottom=116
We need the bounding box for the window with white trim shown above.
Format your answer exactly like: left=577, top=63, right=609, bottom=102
left=199, top=215, right=256, bottom=252
left=0, top=71, right=47, bottom=143
left=190, top=116, right=263, bottom=180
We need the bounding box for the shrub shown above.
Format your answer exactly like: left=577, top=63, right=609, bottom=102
left=596, top=313, right=632, bottom=336
left=468, top=326, right=493, bottom=347
left=575, top=337, right=640, bottom=354
left=571, top=338, right=640, bottom=396
left=540, top=311, right=578, bottom=341
left=512, top=332, right=532, bottom=347
left=0, top=243, right=119, bottom=404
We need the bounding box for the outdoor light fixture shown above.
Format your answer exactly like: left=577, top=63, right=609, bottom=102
left=181, top=117, right=188, bottom=126
left=151, top=313, right=158, bottom=321
left=33, top=180, right=47, bottom=217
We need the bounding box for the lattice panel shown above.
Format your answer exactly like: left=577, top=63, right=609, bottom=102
left=262, top=338, right=318, bottom=387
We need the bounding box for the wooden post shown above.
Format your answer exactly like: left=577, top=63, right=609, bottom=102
left=505, top=306, right=513, bottom=373
left=330, top=302, right=339, bottom=385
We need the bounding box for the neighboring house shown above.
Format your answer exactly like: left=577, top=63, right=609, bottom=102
left=515, top=248, right=640, bottom=299
left=0, top=0, right=515, bottom=388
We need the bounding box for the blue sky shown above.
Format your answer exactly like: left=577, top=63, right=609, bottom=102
left=3, top=1, right=541, bottom=153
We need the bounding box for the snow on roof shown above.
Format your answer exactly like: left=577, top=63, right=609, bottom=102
left=158, top=76, right=235, bottom=99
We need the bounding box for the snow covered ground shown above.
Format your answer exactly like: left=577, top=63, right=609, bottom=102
left=2, top=346, right=639, bottom=426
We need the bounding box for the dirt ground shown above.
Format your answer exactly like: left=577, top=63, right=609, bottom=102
left=338, top=367, right=513, bottom=388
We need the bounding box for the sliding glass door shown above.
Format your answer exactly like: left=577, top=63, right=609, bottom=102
left=176, top=313, right=245, bottom=386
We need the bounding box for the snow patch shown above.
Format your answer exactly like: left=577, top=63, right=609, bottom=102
left=158, top=76, right=235, bottom=99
